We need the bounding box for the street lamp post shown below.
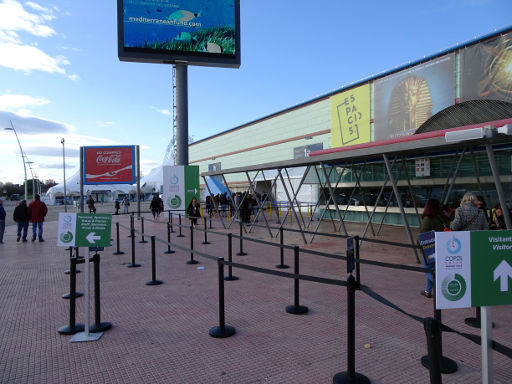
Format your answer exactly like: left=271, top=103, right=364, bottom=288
left=61, top=138, right=67, bottom=212
left=25, top=160, right=36, bottom=199
left=4, top=120, right=28, bottom=199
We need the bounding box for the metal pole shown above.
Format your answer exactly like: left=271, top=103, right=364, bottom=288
left=80, top=147, right=84, bottom=213
left=175, top=64, right=188, bottom=166
left=5, top=121, right=28, bottom=199
left=485, top=142, right=512, bottom=228
left=136, top=145, right=141, bottom=218
left=61, top=138, right=67, bottom=212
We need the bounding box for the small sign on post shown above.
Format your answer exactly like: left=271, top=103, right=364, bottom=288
left=58, top=213, right=112, bottom=248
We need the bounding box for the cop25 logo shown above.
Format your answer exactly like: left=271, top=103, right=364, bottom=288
left=441, top=273, right=467, bottom=301
left=446, top=235, right=461, bottom=254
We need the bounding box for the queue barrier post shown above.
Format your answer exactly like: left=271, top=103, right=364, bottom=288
left=224, top=233, right=238, bottom=281
left=127, top=228, right=141, bottom=268
left=164, top=222, right=175, bottom=254
left=58, top=257, right=85, bottom=335
left=421, top=294, right=457, bottom=374
left=209, top=257, right=236, bottom=338
left=285, top=246, right=308, bottom=315
left=186, top=224, right=199, bottom=265
left=113, top=222, right=125, bottom=255
left=146, top=236, right=163, bottom=286
left=139, top=217, right=148, bottom=244
left=236, top=221, right=247, bottom=256
left=332, top=274, right=370, bottom=384
left=354, top=235, right=361, bottom=289
left=276, top=226, right=289, bottom=269
left=177, top=214, right=184, bottom=237
left=89, top=252, right=112, bottom=333
left=128, top=214, right=134, bottom=238
left=423, top=317, right=443, bottom=384
left=202, top=216, right=211, bottom=244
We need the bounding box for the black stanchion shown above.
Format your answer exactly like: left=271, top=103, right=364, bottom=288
left=333, top=274, right=370, bottom=384
left=177, top=214, right=185, bottom=237
left=164, top=222, right=175, bottom=254
left=128, top=214, right=134, bottom=238
left=276, top=227, right=289, bottom=269
left=58, top=257, right=85, bottom=335
left=169, top=211, right=175, bottom=233
left=421, top=294, right=458, bottom=374
left=209, top=257, right=236, bottom=338
left=354, top=235, right=361, bottom=289
left=139, top=217, right=148, bottom=243
left=187, top=225, right=199, bottom=265
left=224, top=233, right=238, bottom=281
left=202, top=216, right=211, bottom=244
left=113, top=222, right=125, bottom=255
left=65, top=247, right=81, bottom=274
left=423, top=317, right=443, bottom=384
left=146, top=236, right=163, bottom=286
left=62, top=249, right=84, bottom=298
left=285, top=246, right=308, bottom=315
left=236, top=221, right=247, bottom=256
left=89, top=253, right=112, bottom=333
left=209, top=214, right=212, bottom=229
left=127, top=228, right=141, bottom=268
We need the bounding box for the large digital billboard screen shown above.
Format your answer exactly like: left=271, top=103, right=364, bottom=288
left=117, top=0, right=240, bottom=68
left=83, top=146, right=136, bottom=185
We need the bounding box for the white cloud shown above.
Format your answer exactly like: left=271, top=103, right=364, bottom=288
left=0, top=110, right=73, bottom=134
left=0, top=0, right=73, bottom=76
left=96, top=121, right=114, bottom=128
left=151, top=106, right=172, bottom=115
left=0, top=94, right=50, bottom=110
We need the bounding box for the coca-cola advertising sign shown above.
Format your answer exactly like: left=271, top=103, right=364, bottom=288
left=83, top=146, right=135, bottom=184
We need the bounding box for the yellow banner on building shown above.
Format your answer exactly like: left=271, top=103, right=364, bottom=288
left=330, top=84, right=370, bottom=148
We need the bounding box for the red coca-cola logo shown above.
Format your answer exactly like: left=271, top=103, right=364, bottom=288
left=96, top=153, right=121, bottom=164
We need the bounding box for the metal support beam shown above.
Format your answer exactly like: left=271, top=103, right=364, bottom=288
left=486, top=142, right=512, bottom=229
left=278, top=169, right=307, bottom=244
left=383, top=154, right=420, bottom=263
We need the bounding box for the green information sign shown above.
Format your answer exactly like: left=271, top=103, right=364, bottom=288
left=57, top=213, right=112, bottom=248
left=436, top=230, right=512, bottom=309
left=470, top=231, right=512, bottom=307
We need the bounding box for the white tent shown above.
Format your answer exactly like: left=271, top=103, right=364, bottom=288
left=46, top=166, right=169, bottom=205
left=45, top=171, right=135, bottom=205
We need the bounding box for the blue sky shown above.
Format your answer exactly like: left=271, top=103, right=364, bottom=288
left=0, top=0, right=511, bottom=186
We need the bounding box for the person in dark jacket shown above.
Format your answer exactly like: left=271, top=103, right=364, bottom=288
left=28, top=194, right=48, bottom=242
left=0, top=199, right=5, bottom=244
left=186, top=197, right=201, bottom=226
left=13, top=199, right=30, bottom=242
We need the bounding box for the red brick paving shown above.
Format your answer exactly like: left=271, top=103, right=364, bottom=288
left=0, top=213, right=511, bottom=383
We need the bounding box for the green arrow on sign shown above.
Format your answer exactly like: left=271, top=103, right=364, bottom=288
left=494, top=260, right=512, bottom=292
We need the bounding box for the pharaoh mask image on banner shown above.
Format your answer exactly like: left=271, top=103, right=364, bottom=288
left=387, top=76, right=433, bottom=132
left=374, top=54, right=455, bottom=141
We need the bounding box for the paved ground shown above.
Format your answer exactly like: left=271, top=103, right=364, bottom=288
left=0, top=205, right=511, bottom=383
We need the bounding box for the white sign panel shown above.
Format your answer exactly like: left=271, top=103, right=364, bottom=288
left=162, top=165, right=185, bottom=212
left=57, top=212, right=77, bottom=247
left=435, top=231, right=472, bottom=309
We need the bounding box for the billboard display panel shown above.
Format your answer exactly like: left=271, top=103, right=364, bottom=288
left=330, top=84, right=370, bottom=148
left=374, top=54, right=455, bottom=141
left=117, top=0, right=240, bottom=68
left=83, top=146, right=136, bottom=185
left=460, top=31, right=512, bottom=103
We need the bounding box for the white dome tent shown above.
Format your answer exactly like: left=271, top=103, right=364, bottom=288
left=46, top=166, right=168, bottom=205
left=45, top=171, right=135, bottom=205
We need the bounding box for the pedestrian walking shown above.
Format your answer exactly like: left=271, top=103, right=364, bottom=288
left=86, top=195, right=96, bottom=213
left=0, top=199, right=6, bottom=244
left=13, top=199, right=30, bottom=242
left=28, top=194, right=48, bottom=242
left=186, top=197, right=201, bottom=226
left=122, top=195, right=130, bottom=214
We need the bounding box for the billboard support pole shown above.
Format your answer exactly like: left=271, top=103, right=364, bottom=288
left=175, top=63, right=188, bottom=166
left=136, top=145, right=141, bottom=218
left=80, top=147, right=84, bottom=213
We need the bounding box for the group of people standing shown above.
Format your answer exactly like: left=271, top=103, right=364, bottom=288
left=419, top=191, right=508, bottom=298
left=205, top=191, right=262, bottom=223
left=0, top=194, right=48, bottom=244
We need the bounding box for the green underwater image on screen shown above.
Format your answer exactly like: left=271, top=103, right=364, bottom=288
left=123, top=0, right=236, bottom=56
